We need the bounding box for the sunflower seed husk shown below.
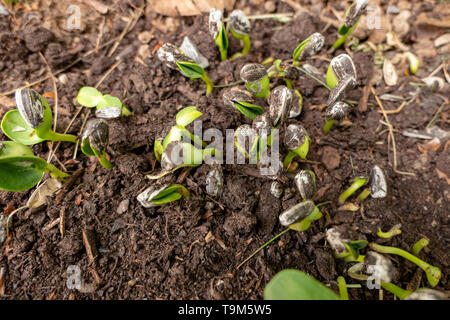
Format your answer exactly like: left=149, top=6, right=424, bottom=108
left=161, top=141, right=185, bottom=171
left=325, top=101, right=350, bottom=120
left=269, top=86, right=292, bottom=127
left=363, top=251, right=396, bottom=283
left=369, top=165, right=387, bottom=198
left=252, top=114, right=271, bottom=132
left=284, top=124, right=308, bottom=151
left=345, top=0, right=369, bottom=28
left=209, top=8, right=223, bottom=40
left=383, top=58, right=398, bottom=86
left=404, top=289, right=448, bottom=300
left=331, top=54, right=357, bottom=82
left=229, top=9, right=250, bottom=35
left=295, top=170, right=316, bottom=200
left=326, top=75, right=356, bottom=106
left=137, top=184, right=169, bottom=208
left=289, top=90, right=302, bottom=118
left=270, top=181, right=283, bottom=198
left=180, top=36, right=209, bottom=69
left=15, top=88, right=45, bottom=129
left=240, top=63, right=267, bottom=82
left=206, top=165, right=224, bottom=197
left=95, top=106, right=122, bottom=119
left=223, top=89, right=254, bottom=109
left=279, top=200, right=315, bottom=226
left=83, top=119, right=109, bottom=152
left=157, top=42, right=194, bottom=70
left=299, top=32, right=325, bottom=61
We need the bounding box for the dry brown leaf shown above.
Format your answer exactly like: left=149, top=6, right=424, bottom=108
left=26, top=178, right=62, bottom=209
left=436, top=168, right=450, bottom=185
left=383, top=58, right=398, bottom=86
left=149, top=0, right=236, bottom=17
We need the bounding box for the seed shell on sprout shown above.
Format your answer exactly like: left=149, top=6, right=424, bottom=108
left=289, top=90, right=302, bottom=118
left=206, top=165, right=224, bottom=198
left=157, top=43, right=194, bottom=70
left=345, top=0, right=369, bottom=28
left=295, top=170, right=316, bottom=200
left=270, top=181, right=283, bottom=198
left=299, top=32, right=325, bottom=61
left=137, top=184, right=170, bottom=208
left=161, top=141, right=185, bottom=171
left=331, top=54, right=357, bottom=82
left=229, top=9, right=251, bottom=35
left=404, top=289, right=448, bottom=301
left=15, top=88, right=45, bottom=129
left=269, top=86, right=292, bottom=127
left=223, top=89, right=254, bottom=109
left=325, top=101, right=350, bottom=120
left=279, top=200, right=315, bottom=226
left=240, top=63, right=267, bottom=83
left=83, top=119, right=109, bottom=152
left=326, top=225, right=362, bottom=255
left=95, top=106, right=122, bottom=119
left=179, top=36, right=209, bottom=69
left=326, top=76, right=356, bottom=107
left=369, top=165, right=387, bottom=198
left=283, top=64, right=300, bottom=80
left=252, top=114, right=271, bottom=133
left=209, top=8, right=223, bottom=40
left=284, top=124, right=308, bottom=151
left=363, top=251, right=396, bottom=283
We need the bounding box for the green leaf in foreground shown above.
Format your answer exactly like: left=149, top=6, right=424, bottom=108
left=264, top=269, right=339, bottom=300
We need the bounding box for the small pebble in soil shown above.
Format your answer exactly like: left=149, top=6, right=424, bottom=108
left=116, top=199, right=129, bottom=214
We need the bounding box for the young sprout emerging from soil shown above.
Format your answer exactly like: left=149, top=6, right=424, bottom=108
left=81, top=119, right=112, bottom=168
left=326, top=226, right=367, bottom=262
left=76, top=86, right=131, bottom=118
left=411, top=238, right=429, bottom=255
left=228, top=10, right=251, bottom=60
left=2, top=88, right=77, bottom=145
left=338, top=177, right=366, bottom=204
left=333, top=0, right=369, bottom=49
left=223, top=89, right=264, bottom=120
left=323, top=101, right=350, bottom=134
left=326, top=54, right=357, bottom=107
left=0, top=141, right=70, bottom=191
left=269, top=86, right=292, bottom=128
left=157, top=43, right=214, bottom=95
left=283, top=124, right=311, bottom=168
left=369, top=242, right=442, bottom=287
left=209, top=8, right=228, bottom=61
left=295, top=170, right=316, bottom=200
left=377, top=223, right=402, bottom=239
left=292, top=32, right=325, bottom=66
left=137, top=183, right=190, bottom=208
left=205, top=165, right=224, bottom=198
left=161, top=141, right=216, bottom=172
left=240, top=63, right=270, bottom=99
left=405, top=52, right=420, bottom=75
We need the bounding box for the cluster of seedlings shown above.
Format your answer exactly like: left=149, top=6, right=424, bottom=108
left=0, top=0, right=445, bottom=300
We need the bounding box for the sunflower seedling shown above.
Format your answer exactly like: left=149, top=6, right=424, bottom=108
left=0, top=141, right=70, bottom=191
left=332, top=0, right=369, bottom=49
left=369, top=242, right=442, bottom=287
left=223, top=89, right=264, bottom=120
left=157, top=43, right=214, bottom=95
left=326, top=226, right=367, bottom=262
left=2, top=88, right=77, bottom=145
left=348, top=251, right=396, bottom=283
left=234, top=124, right=259, bottom=161
left=269, top=86, right=292, bottom=128
left=76, top=86, right=131, bottom=119
left=377, top=224, right=402, bottom=239
left=292, top=32, right=325, bottom=66
left=411, top=238, right=429, bottom=255
left=283, top=124, right=311, bottom=168
left=137, top=183, right=190, bottom=208
left=81, top=119, right=112, bottom=168
left=228, top=10, right=251, bottom=60
left=240, top=63, right=270, bottom=99
left=326, top=54, right=357, bottom=107
left=209, top=8, right=228, bottom=61
left=160, top=141, right=217, bottom=172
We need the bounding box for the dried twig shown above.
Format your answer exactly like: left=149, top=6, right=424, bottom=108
left=371, top=87, right=415, bottom=176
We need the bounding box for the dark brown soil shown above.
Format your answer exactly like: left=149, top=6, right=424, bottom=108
left=0, top=0, right=448, bottom=300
